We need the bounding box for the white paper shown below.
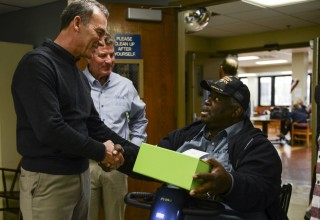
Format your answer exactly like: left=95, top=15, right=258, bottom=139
left=182, top=149, right=209, bottom=159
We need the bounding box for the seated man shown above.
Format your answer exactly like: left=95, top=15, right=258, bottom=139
left=116, top=76, right=284, bottom=220
left=280, top=103, right=310, bottom=143
left=291, top=103, right=309, bottom=123
left=296, top=98, right=311, bottom=115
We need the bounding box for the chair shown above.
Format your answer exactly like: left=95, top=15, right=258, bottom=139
left=0, top=160, right=22, bottom=220
left=291, top=122, right=312, bottom=146
left=280, top=183, right=292, bottom=215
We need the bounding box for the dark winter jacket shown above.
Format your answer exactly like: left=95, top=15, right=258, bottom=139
left=158, top=118, right=284, bottom=220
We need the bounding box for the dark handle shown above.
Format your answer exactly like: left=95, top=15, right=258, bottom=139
left=124, top=192, right=154, bottom=210
left=125, top=192, right=230, bottom=217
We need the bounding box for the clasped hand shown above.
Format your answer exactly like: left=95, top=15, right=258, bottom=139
left=98, top=140, right=124, bottom=172
left=189, top=158, right=232, bottom=199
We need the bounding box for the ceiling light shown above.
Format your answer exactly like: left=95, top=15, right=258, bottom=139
left=238, top=56, right=259, bottom=61
left=256, top=60, right=288, bottom=65
left=242, top=0, right=311, bottom=7
left=184, top=8, right=210, bottom=34
left=238, top=73, right=258, bottom=77
left=281, top=71, right=293, bottom=74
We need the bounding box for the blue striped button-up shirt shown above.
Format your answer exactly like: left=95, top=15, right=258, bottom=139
left=83, top=67, right=148, bottom=146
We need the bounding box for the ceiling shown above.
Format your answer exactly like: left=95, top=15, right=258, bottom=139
left=194, top=0, right=320, bottom=38
left=191, top=0, right=320, bottom=72
left=0, top=0, right=60, bottom=14
left=0, top=0, right=319, bottom=71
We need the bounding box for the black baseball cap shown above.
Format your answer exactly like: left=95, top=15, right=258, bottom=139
left=200, top=76, right=250, bottom=110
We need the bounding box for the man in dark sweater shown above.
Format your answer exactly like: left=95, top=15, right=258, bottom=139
left=11, top=1, right=138, bottom=219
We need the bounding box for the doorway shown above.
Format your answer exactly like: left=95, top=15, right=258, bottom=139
left=185, top=51, right=224, bottom=124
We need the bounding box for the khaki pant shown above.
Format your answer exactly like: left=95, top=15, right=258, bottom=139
left=20, top=167, right=90, bottom=220
left=88, top=161, right=127, bottom=220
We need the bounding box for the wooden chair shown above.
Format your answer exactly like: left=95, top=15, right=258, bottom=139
left=0, top=160, right=22, bottom=220
left=291, top=121, right=312, bottom=146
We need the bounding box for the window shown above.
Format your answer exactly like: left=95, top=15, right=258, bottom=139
left=240, top=73, right=311, bottom=108
left=274, top=76, right=292, bottom=106
left=240, top=78, right=248, bottom=86
left=113, top=59, right=144, bottom=98
left=259, top=77, right=272, bottom=106
left=258, top=75, right=292, bottom=106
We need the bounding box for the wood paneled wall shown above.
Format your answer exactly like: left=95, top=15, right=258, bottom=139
left=78, top=3, right=178, bottom=220
left=105, top=2, right=178, bottom=141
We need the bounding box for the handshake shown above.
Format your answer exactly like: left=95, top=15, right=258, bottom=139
left=98, top=140, right=125, bottom=172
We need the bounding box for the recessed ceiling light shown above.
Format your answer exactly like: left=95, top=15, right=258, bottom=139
left=256, top=60, right=288, bottom=65
left=242, top=0, right=312, bottom=7
left=238, top=56, right=259, bottom=61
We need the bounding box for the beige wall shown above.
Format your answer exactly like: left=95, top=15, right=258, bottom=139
left=0, top=42, right=32, bottom=168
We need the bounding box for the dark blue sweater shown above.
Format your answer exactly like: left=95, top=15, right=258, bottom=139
left=11, top=39, right=138, bottom=175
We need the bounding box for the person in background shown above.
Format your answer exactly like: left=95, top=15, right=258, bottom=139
left=219, top=56, right=238, bottom=78
left=115, top=76, right=284, bottom=220
left=202, top=56, right=238, bottom=106
left=84, top=33, right=148, bottom=220
left=295, top=98, right=311, bottom=116
left=11, top=1, right=139, bottom=219
left=279, top=100, right=310, bottom=143
left=291, top=103, right=310, bottom=123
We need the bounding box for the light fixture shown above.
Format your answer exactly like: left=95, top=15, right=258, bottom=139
left=242, top=0, right=312, bottom=7
left=256, top=60, right=288, bottom=65
left=184, top=7, right=210, bottom=34
left=238, top=56, right=259, bottom=61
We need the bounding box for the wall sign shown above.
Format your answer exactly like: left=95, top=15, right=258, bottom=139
left=114, top=34, right=141, bottom=59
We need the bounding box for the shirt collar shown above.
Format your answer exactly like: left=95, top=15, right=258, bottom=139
left=83, top=66, right=96, bottom=85
left=201, top=120, right=244, bottom=140
left=83, top=66, right=114, bottom=87
left=224, top=120, right=244, bottom=139
left=43, top=39, right=75, bottom=64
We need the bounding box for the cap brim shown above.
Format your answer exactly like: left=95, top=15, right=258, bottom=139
left=200, top=80, right=212, bottom=91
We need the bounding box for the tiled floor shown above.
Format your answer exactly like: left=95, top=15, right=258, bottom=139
left=271, top=133, right=312, bottom=220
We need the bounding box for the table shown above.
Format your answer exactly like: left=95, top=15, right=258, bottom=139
left=250, top=115, right=288, bottom=144
left=250, top=115, right=280, bottom=135
left=250, top=115, right=287, bottom=145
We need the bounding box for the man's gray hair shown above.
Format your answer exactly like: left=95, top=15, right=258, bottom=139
left=60, top=0, right=109, bottom=30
